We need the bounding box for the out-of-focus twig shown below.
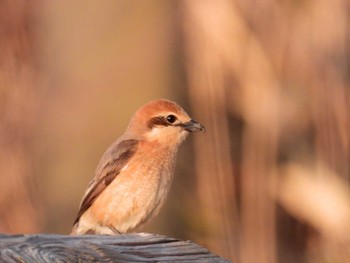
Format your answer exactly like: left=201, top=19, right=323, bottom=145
left=0, top=0, right=42, bottom=233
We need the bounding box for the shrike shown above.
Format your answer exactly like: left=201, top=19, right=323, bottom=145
left=71, top=99, right=205, bottom=235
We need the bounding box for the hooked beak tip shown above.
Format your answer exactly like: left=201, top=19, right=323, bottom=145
left=183, top=120, right=205, bottom=133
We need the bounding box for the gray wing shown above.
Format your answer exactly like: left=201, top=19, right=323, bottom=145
left=73, top=139, right=139, bottom=225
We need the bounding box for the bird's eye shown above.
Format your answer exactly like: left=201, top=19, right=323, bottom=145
left=166, top=114, right=177, bottom=124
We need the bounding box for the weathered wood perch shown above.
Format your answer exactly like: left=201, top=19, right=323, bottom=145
left=0, top=233, right=229, bottom=262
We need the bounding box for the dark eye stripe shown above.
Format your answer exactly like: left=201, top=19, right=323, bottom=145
left=147, top=116, right=170, bottom=129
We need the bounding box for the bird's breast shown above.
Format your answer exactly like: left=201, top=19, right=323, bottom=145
left=90, top=144, right=178, bottom=233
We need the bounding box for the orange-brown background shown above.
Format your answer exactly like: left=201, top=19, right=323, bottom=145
left=1, top=1, right=349, bottom=262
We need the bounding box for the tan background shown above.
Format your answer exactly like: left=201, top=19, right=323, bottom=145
left=1, top=1, right=350, bottom=262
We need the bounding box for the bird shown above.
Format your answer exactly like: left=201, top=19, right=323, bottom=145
left=71, top=99, right=205, bottom=235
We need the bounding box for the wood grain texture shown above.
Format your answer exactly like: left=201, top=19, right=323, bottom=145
left=0, top=233, right=229, bottom=262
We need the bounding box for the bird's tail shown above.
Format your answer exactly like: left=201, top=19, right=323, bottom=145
left=71, top=223, right=97, bottom=235
left=70, top=224, right=79, bottom=235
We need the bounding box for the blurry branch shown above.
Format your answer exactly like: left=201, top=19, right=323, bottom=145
left=0, top=1, right=42, bottom=232
left=182, top=0, right=239, bottom=261
left=273, top=163, right=350, bottom=243
left=182, top=0, right=278, bottom=262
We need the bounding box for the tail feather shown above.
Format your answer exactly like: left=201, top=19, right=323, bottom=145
left=70, top=223, right=79, bottom=235
left=71, top=223, right=97, bottom=235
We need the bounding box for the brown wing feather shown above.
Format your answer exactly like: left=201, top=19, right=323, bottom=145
left=73, top=139, right=139, bottom=225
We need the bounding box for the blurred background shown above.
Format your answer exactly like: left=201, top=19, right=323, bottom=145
left=1, top=0, right=349, bottom=262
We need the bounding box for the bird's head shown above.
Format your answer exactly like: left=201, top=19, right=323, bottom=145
left=126, top=99, right=205, bottom=145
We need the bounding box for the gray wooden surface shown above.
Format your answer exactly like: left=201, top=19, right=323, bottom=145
left=0, top=233, right=230, bottom=262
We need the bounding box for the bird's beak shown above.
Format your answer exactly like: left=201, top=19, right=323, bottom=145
left=182, top=120, right=205, bottom=133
